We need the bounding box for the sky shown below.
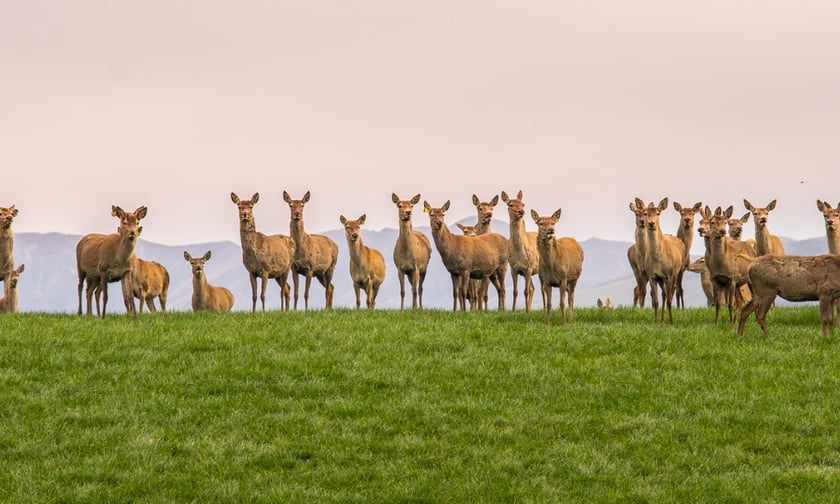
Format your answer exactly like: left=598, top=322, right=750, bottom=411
left=3, top=1, right=840, bottom=250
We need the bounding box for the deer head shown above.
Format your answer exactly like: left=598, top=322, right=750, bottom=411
left=184, top=250, right=212, bottom=280
left=673, top=201, right=702, bottom=232
left=727, top=212, right=750, bottom=240
left=283, top=191, right=311, bottom=221
left=817, top=199, right=840, bottom=232
left=231, top=192, right=259, bottom=228
left=472, top=194, right=499, bottom=227
left=0, top=205, right=18, bottom=230
left=392, top=193, right=421, bottom=222
left=643, top=198, right=669, bottom=233
left=744, top=199, right=777, bottom=229
left=456, top=223, right=478, bottom=236
left=423, top=201, right=450, bottom=231
left=112, top=205, right=147, bottom=241
left=501, top=190, right=526, bottom=222
left=340, top=214, right=367, bottom=242
left=531, top=209, right=562, bottom=243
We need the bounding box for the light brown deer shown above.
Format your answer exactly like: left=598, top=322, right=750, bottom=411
left=0, top=264, right=24, bottom=314
left=130, top=258, right=169, bottom=313
left=471, top=194, right=504, bottom=308
left=76, top=205, right=147, bottom=319
left=673, top=201, right=702, bottom=309
left=744, top=199, right=785, bottom=256
left=424, top=200, right=508, bottom=311
left=738, top=254, right=840, bottom=337
left=184, top=250, right=234, bottom=312
left=283, top=191, right=339, bottom=310
left=456, top=222, right=484, bottom=310
left=0, top=205, right=18, bottom=288
left=703, top=206, right=757, bottom=323
left=231, top=192, right=295, bottom=311
left=627, top=198, right=649, bottom=308
left=727, top=212, right=751, bottom=241
left=816, top=199, right=840, bottom=324
left=531, top=208, right=584, bottom=325
left=340, top=214, right=386, bottom=309
left=391, top=193, right=432, bottom=310
left=500, top=190, right=540, bottom=312
left=641, top=198, right=686, bottom=323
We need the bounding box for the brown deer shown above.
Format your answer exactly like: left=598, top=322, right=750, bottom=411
left=184, top=251, right=234, bottom=312
left=743, top=199, right=785, bottom=256
left=391, top=193, right=432, bottom=310
left=0, top=205, right=18, bottom=288
left=456, top=222, right=484, bottom=310
left=703, top=206, right=757, bottom=323
left=500, top=190, right=540, bottom=313
left=673, top=201, right=702, bottom=309
left=340, top=214, right=386, bottom=309
left=816, top=199, right=840, bottom=324
left=231, top=192, right=295, bottom=311
left=424, top=200, right=508, bottom=311
left=531, top=208, right=584, bottom=325
left=641, top=198, right=686, bottom=323
left=0, top=264, right=24, bottom=314
left=738, top=254, right=840, bottom=337
left=627, top=198, right=649, bottom=308
left=130, top=258, right=169, bottom=313
left=471, top=194, right=504, bottom=308
left=76, top=205, right=147, bottom=319
left=283, top=191, right=339, bottom=310
left=727, top=212, right=751, bottom=241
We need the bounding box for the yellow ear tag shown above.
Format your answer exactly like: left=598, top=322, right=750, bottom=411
left=423, top=207, right=428, bottom=213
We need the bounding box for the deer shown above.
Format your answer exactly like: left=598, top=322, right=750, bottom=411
left=76, top=205, right=147, bottom=319
left=130, top=258, right=169, bottom=313
left=744, top=199, right=785, bottom=256
left=391, top=193, right=432, bottom=310
left=340, top=214, right=386, bottom=309
left=231, top=192, right=295, bottom=312
left=597, top=297, right=612, bottom=309
left=727, top=212, right=751, bottom=241
left=627, top=198, right=649, bottom=308
left=531, top=208, right=584, bottom=325
left=456, top=222, right=484, bottom=310
left=500, top=190, right=540, bottom=313
left=641, top=198, right=686, bottom=323
left=673, top=201, right=702, bottom=309
left=283, top=191, right=339, bottom=310
left=0, top=264, right=24, bottom=314
left=817, top=199, right=840, bottom=324
left=0, top=205, right=18, bottom=289
left=470, top=194, right=503, bottom=308
left=703, top=205, right=757, bottom=324
left=738, top=254, right=840, bottom=338
left=424, top=200, right=508, bottom=311
left=184, top=250, right=234, bottom=312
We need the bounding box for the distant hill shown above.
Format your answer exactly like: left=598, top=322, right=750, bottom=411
left=8, top=225, right=832, bottom=313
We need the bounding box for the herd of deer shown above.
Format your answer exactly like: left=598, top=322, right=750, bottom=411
left=1, top=194, right=839, bottom=334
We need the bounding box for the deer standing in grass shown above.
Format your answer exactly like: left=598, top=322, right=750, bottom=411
left=738, top=254, right=840, bottom=338
left=817, top=199, right=840, bottom=324
left=744, top=199, right=785, bottom=256
left=456, top=222, right=483, bottom=310
left=130, top=258, right=169, bottom=313
left=501, top=190, right=540, bottom=313
left=531, top=208, right=583, bottom=325
left=184, top=251, right=234, bottom=312
left=703, top=206, right=757, bottom=324
left=391, top=193, right=432, bottom=310
left=0, top=205, right=18, bottom=289
left=0, top=264, right=24, bottom=314
left=470, top=194, right=503, bottom=309
left=231, top=192, right=295, bottom=311
left=641, top=198, right=686, bottom=323
left=627, top=198, right=649, bottom=308
left=673, top=201, right=702, bottom=309
left=283, top=191, right=339, bottom=310
left=341, top=214, right=386, bottom=309
left=424, top=200, right=508, bottom=311
left=76, top=205, right=147, bottom=319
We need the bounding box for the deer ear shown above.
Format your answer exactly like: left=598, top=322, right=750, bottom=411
left=203, top=251, right=212, bottom=261
left=723, top=205, right=733, bottom=218
left=741, top=213, right=750, bottom=223
left=112, top=205, right=124, bottom=218
left=16, top=264, right=24, bottom=274
left=340, top=215, right=347, bottom=225
left=817, top=199, right=826, bottom=211
left=184, top=251, right=191, bottom=261
left=658, top=198, right=668, bottom=211
left=358, top=214, right=366, bottom=225
left=135, top=206, right=148, bottom=220
left=490, top=195, right=499, bottom=207
left=391, top=193, right=400, bottom=204
left=767, top=199, right=777, bottom=210
left=692, top=202, right=702, bottom=212
left=743, top=199, right=753, bottom=211
left=552, top=209, right=562, bottom=222
left=472, top=194, right=480, bottom=206
left=517, top=190, right=523, bottom=200
left=283, top=191, right=291, bottom=203
left=423, top=201, right=430, bottom=213
left=252, top=193, right=260, bottom=204
left=442, top=200, right=450, bottom=212
left=302, top=191, right=311, bottom=203
left=634, top=197, right=644, bottom=209
left=673, top=201, right=682, bottom=212
left=10, top=206, right=18, bottom=217
left=410, top=194, right=421, bottom=204
left=531, top=209, right=540, bottom=223
left=231, top=192, right=240, bottom=204
left=456, top=223, right=466, bottom=231
left=500, top=191, right=509, bottom=202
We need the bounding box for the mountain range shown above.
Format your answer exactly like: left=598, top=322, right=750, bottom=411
left=8, top=220, right=830, bottom=313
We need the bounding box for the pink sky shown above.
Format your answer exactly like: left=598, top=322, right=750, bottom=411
left=3, top=1, right=839, bottom=251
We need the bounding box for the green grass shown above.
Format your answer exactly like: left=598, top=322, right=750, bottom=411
left=0, top=307, right=838, bottom=502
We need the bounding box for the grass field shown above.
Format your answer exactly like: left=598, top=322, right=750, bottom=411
left=0, top=307, right=838, bottom=502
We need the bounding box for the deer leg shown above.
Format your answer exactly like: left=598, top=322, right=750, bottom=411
left=121, top=277, right=137, bottom=320
left=354, top=282, right=361, bottom=309
left=77, top=276, right=85, bottom=315
left=100, top=279, right=109, bottom=318
left=649, top=280, right=661, bottom=323
left=303, top=273, right=313, bottom=310
left=568, top=280, right=577, bottom=322
left=292, top=273, right=300, bottom=310
left=511, top=273, right=519, bottom=312
left=418, top=270, right=427, bottom=309
left=544, top=284, right=552, bottom=325
left=819, top=297, right=833, bottom=338
left=737, top=299, right=756, bottom=336
left=398, top=272, right=407, bottom=310
left=260, top=273, right=270, bottom=312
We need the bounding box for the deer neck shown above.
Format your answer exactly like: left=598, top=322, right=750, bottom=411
left=754, top=222, right=771, bottom=254
left=116, top=232, right=139, bottom=265
left=634, top=225, right=648, bottom=259
left=430, top=222, right=457, bottom=259
left=239, top=218, right=257, bottom=242
left=193, top=273, right=208, bottom=300
left=476, top=219, right=491, bottom=235
left=676, top=222, right=694, bottom=258
left=509, top=218, right=527, bottom=248
left=290, top=218, right=311, bottom=254
left=827, top=228, right=840, bottom=255
left=346, top=236, right=364, bottom=263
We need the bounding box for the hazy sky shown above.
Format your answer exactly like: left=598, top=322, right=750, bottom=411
left=3, top=1, right=839, bottom=249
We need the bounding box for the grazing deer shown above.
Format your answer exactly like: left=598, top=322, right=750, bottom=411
left=641, top=198, right=686, bottom=323
left=627, top=198, right=649, bottom=308
left=703, top=206, right=757, bottom=323
left=743, top=199, right=785, bottom=256
left=231, top=192, right=295, bottom=311
left=283, top=191, right=339, bottom=310
left=501, top=190, right=540, bottom=313
left=76, top=205, right=147, bottom=319
left=130, top=258, right=169, bottom=313
left=424, top=200, right=508, bottom=311
left=738, top=254, right=840, bottom=338
left=0, top=205, right=18, bottom=288
left=727, top=212, right=751, bottom=241
left=340, top=214, right=386, bottom=309
left=673, top=201, right=702, bottom=309
left=184, top=251, right=234, bottom=312
left=391, top=193, right=432, bottom=310
left=0, top=264, right=24, bottom=314
left=531, top=208, right=584, bottom=324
